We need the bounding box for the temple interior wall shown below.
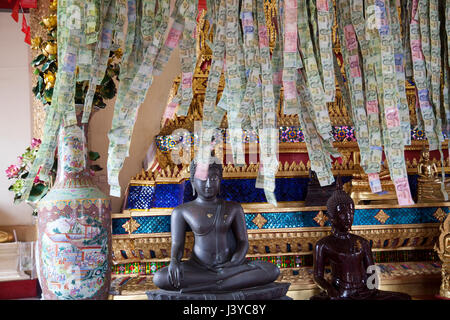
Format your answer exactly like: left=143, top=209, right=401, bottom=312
left=88, top=48, right=181, bottom=213
left=0, top=12, right=181, bottom=227
left=0, top=12, right=34, bottom=226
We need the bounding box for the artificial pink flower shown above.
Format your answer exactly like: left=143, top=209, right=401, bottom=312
left=34, top=166, right=43, bottom=184
left=5, top=164, right=19, bottom=178
left=33, top=175, right=44, bottom=184
left=17, top=156, right=23, bottom=166
left=31, top=138, right=41, bottom=149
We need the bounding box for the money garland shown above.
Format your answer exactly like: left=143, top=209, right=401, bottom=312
left=240, top=0, right=261, bottom=131
left=410, top=0, right=441, bottom=151
left=224, top=0, right=246, bottom=166
left=297, top=0, right=333, bottom=143
left=254, top=0, right=279, bottom=205
left=296, top=69, right=335, bottom=186
left=376, top=0, right=414, bottom=205
left=388, top=0, right=411, bottom=146
left=195, top=0, right=227, bottom=177
left=429, top=0, right=448, bottom=199
left=20, top=0, right=450, bottom=205
left=22, top=0, right=100, bottom=200
left=351, top=0, right=383, bottom=191
left=317, top=0, right=335, bottom=103
left=282, top=0, right=299, bottom=115
left=418, top=0, right=432, bottom=92
left=108, top=0, right=172, bottom=196
left=177, top=0, right=198, bottom=116
left=337, top=0, right=371, bottom=173
left=444, top=0, right=450, bottom=157
left=81, top=0, right=115, bottom=124
left=271, top=0, right=284, bottom=117
left=292, top=0, right=337, bottom=186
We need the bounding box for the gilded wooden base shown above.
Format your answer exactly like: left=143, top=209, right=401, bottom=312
left=350, top=190, right=398, bottom=205
left=436, top=210, right=450, bottom=299
left=439, top=263, right=450, bottom=298
left=109, top=262, right=441, bottom=300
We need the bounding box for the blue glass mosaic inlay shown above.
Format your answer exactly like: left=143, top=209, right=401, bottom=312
left=183, top=178, right=309, bottom=203
left=127, top=185, right=156, bottom=210
left=113, top=216, right=172, bottom=235
left=127, top=183, right=185, bottom=210
left=112, top=206, right=448, bottom=235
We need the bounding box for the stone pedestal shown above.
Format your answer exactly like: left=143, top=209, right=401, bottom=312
left=146, top=282, right=292, bottom=300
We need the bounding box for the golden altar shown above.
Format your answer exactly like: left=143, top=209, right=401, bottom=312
left=108, top=4, right=450, bottom=299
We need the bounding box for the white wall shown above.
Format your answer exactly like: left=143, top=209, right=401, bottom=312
left=0, top=12, right=34, bottom=226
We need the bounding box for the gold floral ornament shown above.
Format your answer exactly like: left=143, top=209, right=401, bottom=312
left=49, top=0, right=57, bottom=11
left=41, top=14, right=57, bottom=30
left=113, top=48, right=123, bottom=59
left=44, top=71, right=56, bottom=90
left=42, top=41, right=57, bottom=57
left=374, top=210, right=390, bottom=224
left=434, top=208, right=447, bottom=222
left=122, top=218, right=141, bottom=235
left=30, top=3, right=120, bottom=109
left=314, top=211, right=328, bottom=227
left=30, top=37, right=42, bottom=50
left=252, top=214, right=268, bottom=229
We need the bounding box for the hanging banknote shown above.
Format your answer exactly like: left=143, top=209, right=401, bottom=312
left=107, top=0, right=172, bottom=196
left=22, top=0, right=116, bottom=201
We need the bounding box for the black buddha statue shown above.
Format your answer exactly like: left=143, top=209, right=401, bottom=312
left=310, top=177, right=411, bottom=300
left=150, top=158, right=288, bottom=299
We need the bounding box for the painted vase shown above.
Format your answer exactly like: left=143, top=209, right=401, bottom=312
left=37, top=111, right=111, bottom=300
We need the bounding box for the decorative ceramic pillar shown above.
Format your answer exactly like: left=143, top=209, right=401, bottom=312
left=37, top=109, right=111, bottom=300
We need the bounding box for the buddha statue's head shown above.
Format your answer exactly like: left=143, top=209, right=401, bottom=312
left=421, top=148, right=430, bottom=161
left=326, top=176, right=355, bottom=233
left=190, top=157, right=223, bottom=200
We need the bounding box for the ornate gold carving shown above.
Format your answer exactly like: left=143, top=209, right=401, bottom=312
left=347, top=163, right=398, bottom=205
left=435, top=212, right=450, bottom=298
left=110, top=260, right=441, bottom=299
left=417, top=147, right=450, bottom=203
left=112, top=223, right=441, bottom=263
left=313, top=211, right=328, bottom=227
left=433, top=208, right=447, bottom=222
left=130, top=157, right=359, bottom=186
left=374, top=210, right=390, bottom=224
left=252, top=214, right=268, bottom=229
left=122, top=218, right=141, bottom=235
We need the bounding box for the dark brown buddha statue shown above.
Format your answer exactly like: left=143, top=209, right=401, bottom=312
left=152, top=159, right=281, bottom=295
left=310, top=177, right=411, bottom=300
